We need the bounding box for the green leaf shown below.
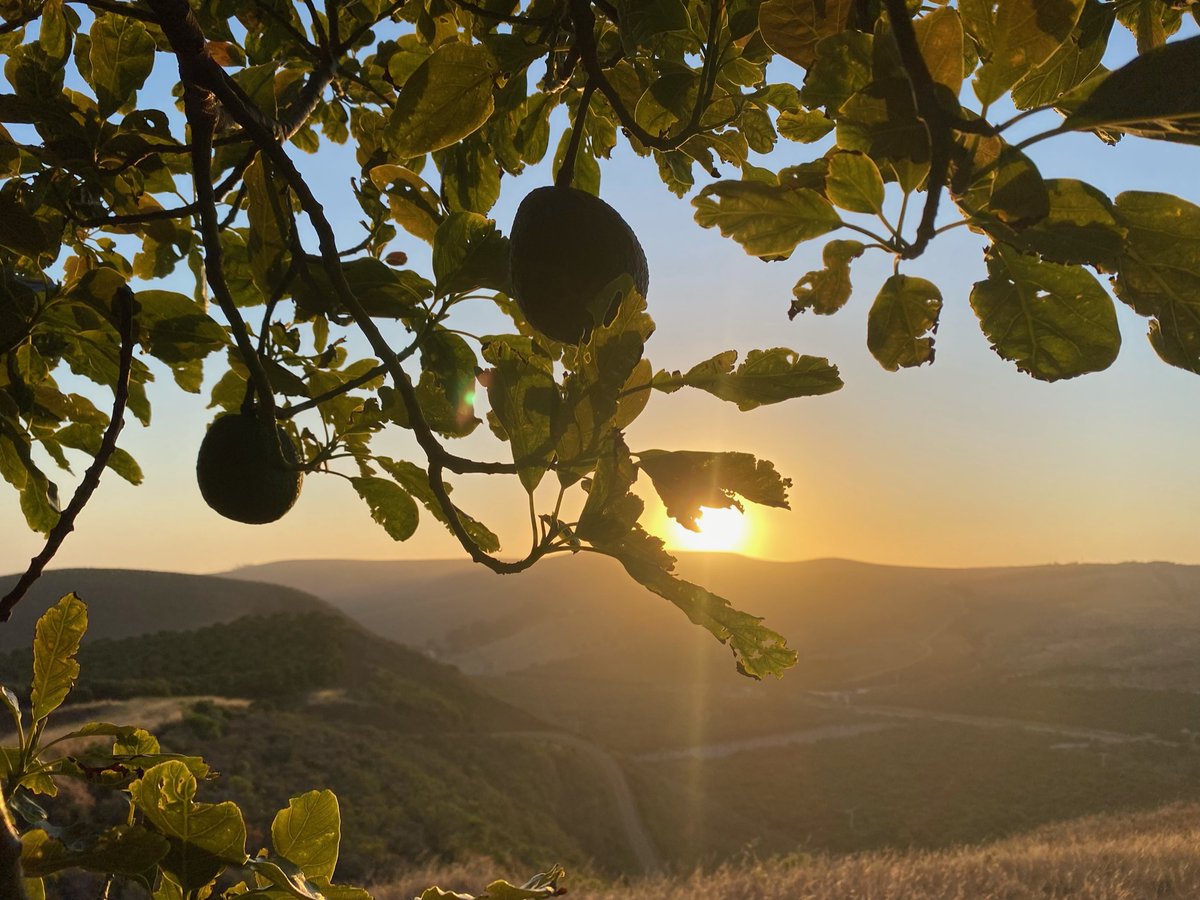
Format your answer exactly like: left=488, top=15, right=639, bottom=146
left=376, top=457, right=500, bottom=553
left=52, top=422, right=143, bottom=484
left=245, top=856, right=327, bottom=900
left=21, top=825, right=168, bottom=878
left=776, top=108, right=835, bottom=143
left=87, top=14, right=154, bottom=117
left=0, top=684, right=20, bottom=735
left=867, top=274, right=943, bottom=371
left=836, top=77, right=930, bottom=190
left=653, top=348, right=843, bottom=410
left=432, top=211, right=510, bottom=297
left=758, top=0, right=854, bottom=68
left=352, top=476, right=419, bottom=541
left=0, top=192, right=53, bottom=259
left=800, top=30, right=873, bottom=113
left=31, top=593, right=87, bottom=722
left=1007, top=178, right=1125, bottom=272
left=972, top=0, right=1086, bottom=105
left=292, top=257, right=432, bottom=320
left=970, top=245, right=1120, bottom=381
left=271, top=790, right=340, bottom=883
left=693, top=181, right=840, bottom=259
left=1011, top=0, right=1114, bottom=109
left=987, top=147, right=1049, bottom=227
left=1113, top=191, right=1200, bottom=373
left=389, top=42, right=498, bottom=156
left=825, top=151, right=885, bottom=214
left=576, top=432, right=644, bottom=548
left=555, top=287, right=654, bottom=485
left=1063, top=35, right=1200, bottom=144
left=481, top=336, right=557, bottom=492
left=638, top=450, right=791, bottom=531
left=790, top=239, right=865, bottom=317
left=131, top=760, right=247, bottom=891
left=618, top=558, right=796, bottom=679
left=245, top=156, right=292, bottom=298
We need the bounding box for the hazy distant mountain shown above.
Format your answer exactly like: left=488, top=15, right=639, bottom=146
left=226, top=555, right=1200, bottom=687
left=0, top=568, right=328, bottom=652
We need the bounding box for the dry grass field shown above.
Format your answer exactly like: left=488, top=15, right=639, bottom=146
left=374, top=803, right=1200, bottom=899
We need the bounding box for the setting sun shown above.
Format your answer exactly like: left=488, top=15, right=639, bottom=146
left=663, top=506, right=750, bottom=553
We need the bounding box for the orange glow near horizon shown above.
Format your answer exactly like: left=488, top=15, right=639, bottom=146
left=661, top=506, right=751, bottom=554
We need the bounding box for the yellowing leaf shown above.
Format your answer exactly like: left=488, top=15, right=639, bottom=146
left=790, top=239, right=866, bottom=317
left=759, top=0, right=854, bottom=68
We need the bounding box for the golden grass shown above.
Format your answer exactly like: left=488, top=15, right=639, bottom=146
left=373, top=803, right=1200, bottom=899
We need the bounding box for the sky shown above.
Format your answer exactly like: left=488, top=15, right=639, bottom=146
left=3, top=21, right=1200, bottom=576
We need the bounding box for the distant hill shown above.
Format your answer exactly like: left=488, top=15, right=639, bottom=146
left=226, top=555, right=1200, bottom=687
left=0, top=568, right=327, bottom=651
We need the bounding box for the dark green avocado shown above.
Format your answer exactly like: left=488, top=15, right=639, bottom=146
left=508, top=185, right=649, bottom=344
left=196, top=413, right=303, bottom=524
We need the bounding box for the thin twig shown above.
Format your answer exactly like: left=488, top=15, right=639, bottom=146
left=555, top=81, right=595, bottom=188
left=0, top=288, right=136, bottom=623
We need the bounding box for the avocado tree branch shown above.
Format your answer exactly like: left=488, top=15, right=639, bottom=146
left=568, top=0, right=722, bottom=152
left=555, top=81, right=595, bottom=188
left=448, top=0, right=557, bottom=27
left=149, top=0, right=535, bottom=570
left=0, top=288, right=136, bottom=623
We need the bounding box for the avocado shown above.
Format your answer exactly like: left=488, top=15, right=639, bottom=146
left=508, top=185, right=649, bottom=344
left=196, top=412, right=303, bottom=524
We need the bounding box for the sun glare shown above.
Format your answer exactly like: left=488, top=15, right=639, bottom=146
left=665, top=506, right=750, bottom=553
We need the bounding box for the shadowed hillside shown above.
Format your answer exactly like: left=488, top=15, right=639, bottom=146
left=0, top=568, right=327, bottom=651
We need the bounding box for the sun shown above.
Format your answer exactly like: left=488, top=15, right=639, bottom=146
left=664, top=506, right=750, bottom=553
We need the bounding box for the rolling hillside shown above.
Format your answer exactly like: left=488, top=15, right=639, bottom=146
left=0, top=568, right=327, bottom=651
left=0, top=569, right=645, bottom=883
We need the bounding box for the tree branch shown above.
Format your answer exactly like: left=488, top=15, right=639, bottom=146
left=568, top=0, right=723, bottom=152
left=0, top=287, right=136, bottom=623
left=555, top=81, right=595, bottom=188
left=148, top=0, right=533, bottom=569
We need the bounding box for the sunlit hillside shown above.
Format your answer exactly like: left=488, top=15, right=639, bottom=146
left=376, top=803, right=1200, bottom=900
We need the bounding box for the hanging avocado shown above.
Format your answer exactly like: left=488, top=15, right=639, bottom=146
left=196, top=412, right=303, bottom=524
left=508, top=185, right=649, bottom=344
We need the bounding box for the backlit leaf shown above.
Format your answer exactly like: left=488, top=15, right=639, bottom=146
left=638, top=449, right=791, bottom=530
left=759, top=0, right=854, bottom=68
left=867, top=274, right=943, bottom=370
left=389, top=42, right=498, bottom=156
left=1113, top=191, right=1200, bottom=373
left=693, top=181, right=840, bottom=258
left=1063, top=35, right=1200, bottom=144
left=132, top=760, right=246, bottom=891
left=481, top=336, right=556, bottom=492
left=87, top=14, right=154, bottom=117
left=352, top=476, right=419, bottom=542
left=970, top=245, right=1120, bottom=380
left=31, top=593, right=87, bottom=721
left=653, top=348, right=842, bottom=409
left=790, top=239, right=866, bottom=317
left=271, top=790, right=340, bottom=882
left=826, top=151, right=885, bottom=214
left=972, top=0, right=1086, bottom=105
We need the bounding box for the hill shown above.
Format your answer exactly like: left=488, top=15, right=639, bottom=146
left=0, top=568, right=328, bottom=651
left=0, top=570, right=646, bottom=883
left=376, top=802, right=1200, bottom=900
